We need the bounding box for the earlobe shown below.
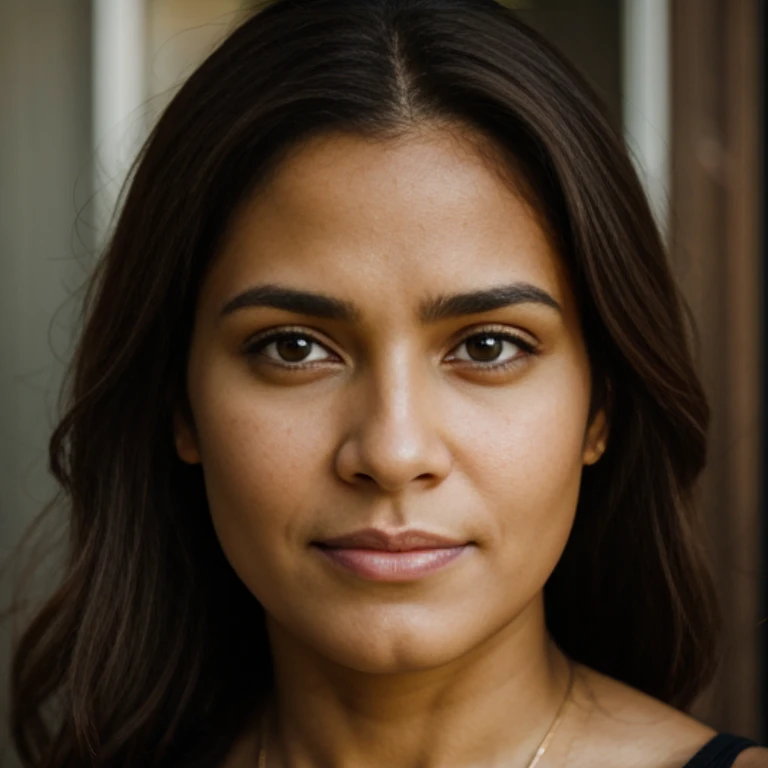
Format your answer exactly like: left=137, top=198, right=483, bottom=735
left=583, top=409, right=609, bottom=466
left=173, top=409, right=202, bottom=464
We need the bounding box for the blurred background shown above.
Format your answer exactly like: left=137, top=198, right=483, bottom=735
left=0, top=0, right=764, bottom=762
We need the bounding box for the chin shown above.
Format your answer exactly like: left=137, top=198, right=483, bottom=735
left=318, top=632, right=475, bottom=675
left=276, top=601, right=509, bottom=675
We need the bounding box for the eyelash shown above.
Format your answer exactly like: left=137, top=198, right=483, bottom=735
left=243, top=325, right=538, bottom=373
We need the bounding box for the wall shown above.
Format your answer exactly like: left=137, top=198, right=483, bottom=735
left=0, top=1, right=92, bottom=765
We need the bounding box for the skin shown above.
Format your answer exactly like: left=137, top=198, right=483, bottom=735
left=174, top=127, right=766, bottom=767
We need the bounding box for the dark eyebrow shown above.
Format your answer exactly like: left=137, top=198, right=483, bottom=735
left=218, top=281, right=561, bottom=323
left=219, top=284, right=360, bottom=322
left=419, top=283, right=562, bottom=323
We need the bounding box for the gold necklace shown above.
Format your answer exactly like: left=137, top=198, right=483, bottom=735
left=526, top=661, right=574, bottom=768
left=257, top=662, right=574, bottom=768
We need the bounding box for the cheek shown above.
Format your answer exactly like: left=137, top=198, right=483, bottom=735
left=187, top=364, right=339, bottom=565
left=452, top=362, right=590, bottom=561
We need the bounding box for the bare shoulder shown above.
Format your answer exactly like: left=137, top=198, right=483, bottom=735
left=567, top=665, right=717, bottom=768
left=734, top=747, right=768, bottom=767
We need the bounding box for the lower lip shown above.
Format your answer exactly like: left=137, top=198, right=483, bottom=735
left=313, top=545, right=469, bottom=581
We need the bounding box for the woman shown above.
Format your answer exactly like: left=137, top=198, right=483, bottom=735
left=9, top=0, right=767, bottom=766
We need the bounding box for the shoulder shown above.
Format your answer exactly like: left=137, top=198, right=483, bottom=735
left=568, top=665, right=717, bottom=767
left=574, top=666, right=767, bottom=767
left=733, top=747, right=768, bottom=767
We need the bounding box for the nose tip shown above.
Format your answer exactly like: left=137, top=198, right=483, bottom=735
left=349, top=453, right=447, bottom=492
left=334, top=400, right=453, bottom=493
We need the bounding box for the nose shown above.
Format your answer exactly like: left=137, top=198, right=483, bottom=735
left=334, top=357, right=453, bottom=493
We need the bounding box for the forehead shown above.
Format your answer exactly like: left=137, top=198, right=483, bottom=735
left=204, top=127, right=572, bottom=317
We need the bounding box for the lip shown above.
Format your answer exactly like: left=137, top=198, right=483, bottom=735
left=312, top=528, right=471, bottom=582
left=316, top=528, right=467, bottom=551
left=315, top=545, right=468, bottom=581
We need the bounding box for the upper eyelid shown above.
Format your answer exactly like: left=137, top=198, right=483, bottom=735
left=244, top=325, right=336, bottom=349
left=453, top=324, right=537, bottom=346
left=244, top=325, right=536, bottom=346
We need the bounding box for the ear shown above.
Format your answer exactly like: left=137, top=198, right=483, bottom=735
left=582, top=407, right=609, bottom=466
left=173, top=407, right=202, bottom=465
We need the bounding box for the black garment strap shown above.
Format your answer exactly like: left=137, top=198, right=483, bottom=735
left=682, top=734, right=760, bottom=768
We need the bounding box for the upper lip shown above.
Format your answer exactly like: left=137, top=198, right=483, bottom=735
left=315, top=528, right=467, bottom=552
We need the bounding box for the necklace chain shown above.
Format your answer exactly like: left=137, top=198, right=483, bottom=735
left=525, top=661, right=574, bottom=768
left=257, top=661, right=574, bottom=768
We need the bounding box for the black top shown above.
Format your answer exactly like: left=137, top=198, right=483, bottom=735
left=681, top=734, right=759, bottom=768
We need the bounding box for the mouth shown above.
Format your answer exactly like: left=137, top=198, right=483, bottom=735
left=312, top=528, right=472, bottom=582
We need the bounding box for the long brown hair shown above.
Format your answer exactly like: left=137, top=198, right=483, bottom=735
left=9, top=0, right=719, bottom=765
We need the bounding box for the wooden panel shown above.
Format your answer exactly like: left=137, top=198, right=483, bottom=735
left=670, top=0, right=763, bottom=738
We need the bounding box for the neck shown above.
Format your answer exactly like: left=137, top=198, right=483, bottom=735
left=262, top=597, right=571, bottom=768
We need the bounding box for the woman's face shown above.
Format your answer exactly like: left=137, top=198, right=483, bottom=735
left=175, top=127, right=607, bottom=673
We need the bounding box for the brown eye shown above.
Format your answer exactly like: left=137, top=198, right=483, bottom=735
left=275, top=335, right=313, bottom=362
left=245, top=332, right=335, bottom=365
left=465, top=335, right=504, bottom=361
left=448, top=331, right=535, bottom=367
